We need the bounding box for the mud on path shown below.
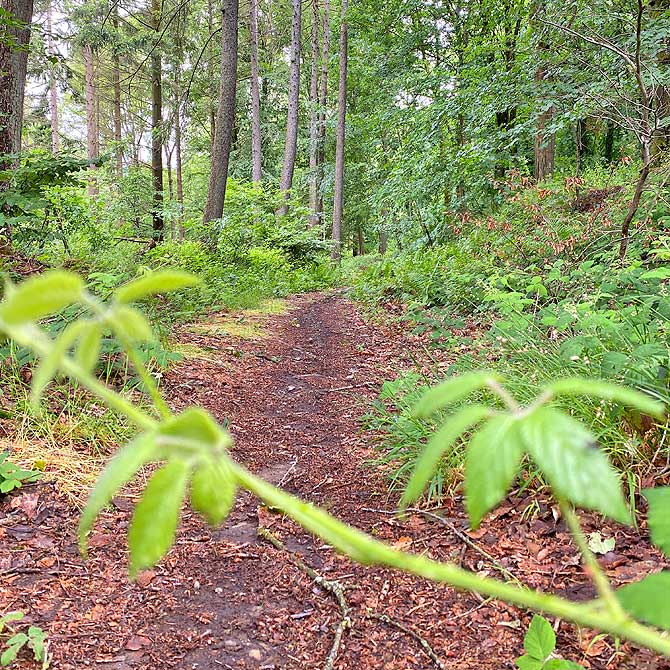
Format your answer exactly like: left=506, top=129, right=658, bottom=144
left=0, top=292, right=665, bottom=670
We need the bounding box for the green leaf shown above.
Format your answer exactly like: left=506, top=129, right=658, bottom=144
left=643, top=487, right=670, bottom=555
left=128, top=459, right=190, bottom=578
left=0, top=612, right=23, bottom=634
left=524, top=615, right=556, bottom=661
left=544, top=660, right=585, bottom=670
left=401, top=405, right=490, bottom=507
left=31, top=320, right=88, bottom=408
left=587, top=532, right=615, bottom=555
left=413, top=372, right=501, bottom=417
left=516, top=655, right=543, bottom=670
left=190, top=458, right=236, bottom=525
left=158, top=407, right=231, bottom=453
left=1, top=633, right=27, bottom=666
left=617, top=572, right=670, bottom=629
left=520, top=407, right=630, bottom=524
left=75, top=321, right=102, bottom=372
left=0, top=270, right=84, bottom=325
left=465, top=414, right=523, bottom=529
left=79, top=433, right=159, bottom=556
left=115, top=270, right=199, bottom=304
left=547, top=378, right=665, bottom=420
left=109, top=305, right=154, bottom=342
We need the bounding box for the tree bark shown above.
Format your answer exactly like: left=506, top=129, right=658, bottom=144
left=112, top=3, right=123, bottom=176
left=330, top=0, right=347, bottom=261
left=84, top=44, right=99, bottom=195
left=207, top=0, right=216, bottom=150
left=0, top=0, right=33, bottom=164
left=533, top=66, right=555, bottom=182
left=308, top=0, right=320, bottom=224
left=316, top=0, right=331, bottom=222
left=203, top=0, right=239, bottom=222
left=277, top=0, right=302, bottom=214
left=619, top=144, right=651, bottom=262
left=249, top=0, right=262, bottom=182
left=47, top=1, right=59, bottom=154
left=174, top=70, right=185, bottom=241
left=150, top=0, right=164, bottom=240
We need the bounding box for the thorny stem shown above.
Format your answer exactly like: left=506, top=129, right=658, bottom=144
left=559, top=498, right=627, bottom=620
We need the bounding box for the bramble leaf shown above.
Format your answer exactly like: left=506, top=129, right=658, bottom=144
left=465, top=414, right=523, bottom=529
left=401, top=405, right=490, bottom=507
left=115, top=270, right=199, bottom=304
left=109, top=305, right=154, bottom=342
left=413, top=372, right=501, bottom=417
left=158, top=407, right=231, bottom=453
left=523, top=615, right=556, bottom=661
left=76, top=320, right=102, bottom=372
left=79, top=433, right=160, bottom=556
left=190, top=458, right=237, bottom=525
left=0, top=270, right=84, bottom=325
left=643, top=487, right=670, bottom=556
left=520, top=407, right=629, bottom=524
left=617, top=572, right=670, bottom=629
left=128, top=459, right=190, bottom=578
left=546, top=378, right=665, bottom=420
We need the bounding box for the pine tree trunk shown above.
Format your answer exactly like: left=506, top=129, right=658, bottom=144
left=0, top=0, right=33, bottom=163
left=84, top=44, right=99, bottom=195
left=112, top=4, right=123, bottom=176
left=208, top=0, right=216, bottom=150
left=203, top=0, right=239, bottom=223
left=47, top=1, right=59, bottom=154
left=174, top=72, right=185, bottom=241
left=150, top=0, right=164, bottom=240
left=308, top=0, right=320, bottom=224
left=330, top=0, right=347, bottom=261
left=249, top=0, right=262, bottom=182
left=277, top=0, right=302, bottom=214
left=316, top=0, right=331, bottom=221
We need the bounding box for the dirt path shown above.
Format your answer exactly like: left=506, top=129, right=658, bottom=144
left=0, top=292, right=664, bottom=670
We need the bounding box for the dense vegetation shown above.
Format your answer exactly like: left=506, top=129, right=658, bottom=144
left=2, top=0, right=670, bottom=666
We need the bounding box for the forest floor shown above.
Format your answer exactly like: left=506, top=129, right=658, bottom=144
left=0, top=291, right=667, bottom=670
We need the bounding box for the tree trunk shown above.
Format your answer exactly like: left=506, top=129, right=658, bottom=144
left=0, top=0, right=33, bottom=164
left=330, top=0, right=347, bottom=261
left=249, top=0, right=262, bottom=182
left=84, top=44, right=99, bottom=195
left=150, top=0, right=164, bottom=240
left=534, top=66, right=555, bottom=182
left=203, top=0, right=239, bottom=223
left=112, top=3, right=123, bottom=176
left=308, top=0, right=320, bottom=224
left=174, top=70, right=185, bottom=241
left=619, top=146, right=652, bottom=262
left=277, top=0, right=302, bottom=214
left=316, top=0, right=331, bottom=222
left=47, top=1, right=59, bottom=154
left=208, top=0, right=216, bottom=150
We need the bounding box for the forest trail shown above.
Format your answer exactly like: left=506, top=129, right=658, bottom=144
left=0, top=293, right=660, bottom=670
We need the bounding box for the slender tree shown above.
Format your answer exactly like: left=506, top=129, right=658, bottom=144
left=111, top=2, right=123, bottom=176
left=150, top=0, right=164, bottom=240
left=308, top=0, right=320, bottom=224
left=46, top=0, right=59, bottom=154
left=277, top=0, right=301, bottom=214
left=249, top=0, right=262, bottom=182
left=203, top=0, right=239, bottom=222
left=83, top=43, right=99, bottom=194
left=331, top=0, right=347, bottom=261
left=316, top=0, right=331, bottom=222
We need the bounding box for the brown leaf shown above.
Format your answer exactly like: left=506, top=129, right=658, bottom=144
left=125, top=635, right=151, bottom=651
left=135, top=570, right=157, bottom=588
left=9, top=492, right=39, bottom=519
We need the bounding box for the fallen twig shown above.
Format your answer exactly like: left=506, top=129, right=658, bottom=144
left=257, top=527, right=351, bottom=670
left=315, top=382, right=376, bottom=393
left=367, top=612, right=449, bottom=670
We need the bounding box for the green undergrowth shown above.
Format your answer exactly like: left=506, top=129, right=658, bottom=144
left=350, top=166, right=670, bottom=503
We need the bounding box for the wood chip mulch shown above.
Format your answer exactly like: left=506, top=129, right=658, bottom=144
left=0, top=290, right=668, bottom=670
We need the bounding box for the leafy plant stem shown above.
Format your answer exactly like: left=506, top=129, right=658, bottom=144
left=232, top=464, right=670, bottom=656
left=559, top=497, right=627, bottom=619
left=487, top=379, right=521, bottom=412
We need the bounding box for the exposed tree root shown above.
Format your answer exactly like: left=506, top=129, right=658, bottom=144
left=257, top=526, right=351, bottom=670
